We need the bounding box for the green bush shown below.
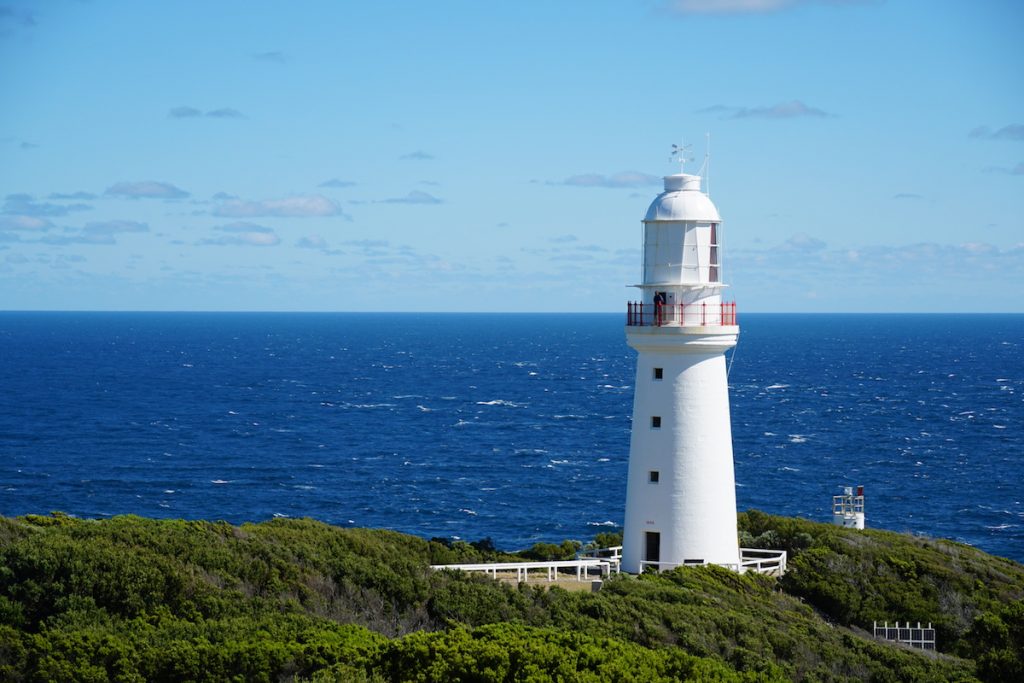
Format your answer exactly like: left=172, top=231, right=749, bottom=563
left=2, top=512, right=1016, bottom=682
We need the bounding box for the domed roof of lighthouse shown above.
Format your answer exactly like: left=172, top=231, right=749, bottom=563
left=644, top=173, right=721, bottom=222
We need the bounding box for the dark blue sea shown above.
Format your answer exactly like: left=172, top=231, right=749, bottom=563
left=1, top=312, right=1021, bottom=562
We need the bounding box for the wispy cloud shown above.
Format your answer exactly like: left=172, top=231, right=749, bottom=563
left=296, top=235, right=328, bottom=250
left=400, top=151, right=434, bottom=161
left=213, top=194, right=346, bottom=218
left=168, top=106, right=202, bottom=119
left=3, top=193, right=91, bottom=217
left=892, top=193, right=923, bottom=200
left=969, top=124, right=1024, bottom=141
left=553, top=171, right=661, bottom=188
left=106, top=181, right=190, bottom=199
left=19, top=141, right=38, bottom=150
left=319, top=178, right=356, bottom=188
left=254, top=51, right=286, bottom=63
left=381, top=191, right=443, bottom=205
left=82, top=220, right=148, bottom=237
left=200, top=222, right=280, bottom=247
left=663, top=0, right=870, bottom=15
left=168, top=106, right=246, bottom=119
left=983, top=162, right=1024, bottom=176
left=0, top=215, right=52, bottom=231
left=698, top=100, right=834, bottom=119
left=206, top=108, right=245, bottom=119
left=732, top=237, right=1024, bottom=286
left=48, top=191, right=98, bottom=201
left=779, top=232, right=827, bottom=252
left=40, top=220, right=149, bottom=245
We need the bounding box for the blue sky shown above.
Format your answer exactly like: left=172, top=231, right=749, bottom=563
left=1, top=0, right=1021, bottom=312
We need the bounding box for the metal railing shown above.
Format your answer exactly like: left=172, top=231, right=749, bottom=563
left=626, top=302, right=737, bottom=327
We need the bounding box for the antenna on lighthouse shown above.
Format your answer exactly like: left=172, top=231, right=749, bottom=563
left=670, top=140, right=693, bottom=173
left=696, top=133, right=712, bottom=196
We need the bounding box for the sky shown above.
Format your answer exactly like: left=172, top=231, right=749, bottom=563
left=1, top=0, right=1021, bottom=313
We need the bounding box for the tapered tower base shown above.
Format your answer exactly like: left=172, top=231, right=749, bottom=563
left=621, top=326, right=739, bottom=573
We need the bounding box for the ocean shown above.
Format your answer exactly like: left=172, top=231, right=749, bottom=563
left=1, top=312, right=1021, bottom=562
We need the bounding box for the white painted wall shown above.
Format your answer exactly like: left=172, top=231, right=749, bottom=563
left=621, top=328, right=740, bottom=572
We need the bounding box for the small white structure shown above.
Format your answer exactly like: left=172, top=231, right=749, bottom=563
left=621, top=160, right=741, bottom=574
left=832, top=485, right=866, bottom=529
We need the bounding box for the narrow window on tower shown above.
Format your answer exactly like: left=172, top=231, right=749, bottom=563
left=649, top=470, right=659, bottom=483
left=651, top=416, right=662, bottom=429
left=653, top=367, right=663, bottom=381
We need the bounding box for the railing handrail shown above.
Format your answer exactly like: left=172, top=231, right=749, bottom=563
left=431, top=559, right=608, bottom=571
left=626, top=301, right=737, bottom=327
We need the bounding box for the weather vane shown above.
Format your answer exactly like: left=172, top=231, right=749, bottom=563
left=670, top=140, right=693, bottom=173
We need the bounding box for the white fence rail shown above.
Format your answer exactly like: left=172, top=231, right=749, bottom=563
left=638, top=548, right=787, bottom=576
left=430, top=558, right=614, bottom=583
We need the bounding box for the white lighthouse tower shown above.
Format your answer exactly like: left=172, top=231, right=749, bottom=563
left=621, top=153, right=741, bottom=573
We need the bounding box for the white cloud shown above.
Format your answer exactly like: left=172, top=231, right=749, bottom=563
left=0, top=215, right=53, bottom=231
left=664, top=0, right=869, bottom=14
left=319, top=178, right=356, bottom=188
left=48, top=191, right=98, bottom=200
left=3, top=193, right=91, bottom=216
left=37, top=220, right=148, bottom=245
left=969, top=124, right=1024, bottom=141
left=81, top=220, right=148, bottom=236
left=296, top=235, right=328, bottom=249
left=983, top=162, right=1024, bottom=176
left=780, top=233, right=827, bottom=252
left=201, top=222, right=281, bottom=247
left=381, top=191, right=443, bottom=205
left=169, top=106, right=202, bottom=119
left=555, top=172, right=661, bottom=188
left=206, top=108, right=245, bottom=119
left=698, top=100, right=834, bottom=119
left=169, top=106, right=246, bottom=119
left=254, top=51, right=286, bottom=63
left=213, top=194, right=345, bottom=217
left=106, top=181, right=190, bottom=199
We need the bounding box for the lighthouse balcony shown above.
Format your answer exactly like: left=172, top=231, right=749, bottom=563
left=626, top=302, right=737, bottom=328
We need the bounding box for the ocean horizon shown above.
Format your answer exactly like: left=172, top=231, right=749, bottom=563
left=1, top=311, right=1021, bottom=562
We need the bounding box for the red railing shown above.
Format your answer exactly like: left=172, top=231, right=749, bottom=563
left=626, top=302, right=737, bottom=327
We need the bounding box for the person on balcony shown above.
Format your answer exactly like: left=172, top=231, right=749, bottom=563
left=653, top=291, right=666, bottom=326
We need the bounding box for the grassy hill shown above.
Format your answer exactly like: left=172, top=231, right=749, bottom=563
left=0, top=511, right=1021, bottom=682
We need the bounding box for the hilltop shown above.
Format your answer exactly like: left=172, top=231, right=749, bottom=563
left=0, top=511, right=1021, bottom=682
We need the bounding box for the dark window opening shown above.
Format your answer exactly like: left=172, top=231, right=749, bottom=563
left=653, top=367, right=663, bottom=380
left=649, top=471, right=659, bottom=483
left=651, top=416, right=661, bottom=429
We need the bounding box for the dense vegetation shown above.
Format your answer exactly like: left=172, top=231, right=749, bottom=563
left=0, top=511, right=1021, bottom=681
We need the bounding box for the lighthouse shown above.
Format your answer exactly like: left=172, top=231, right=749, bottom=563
left=621, top=159, right=740, bottom=574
